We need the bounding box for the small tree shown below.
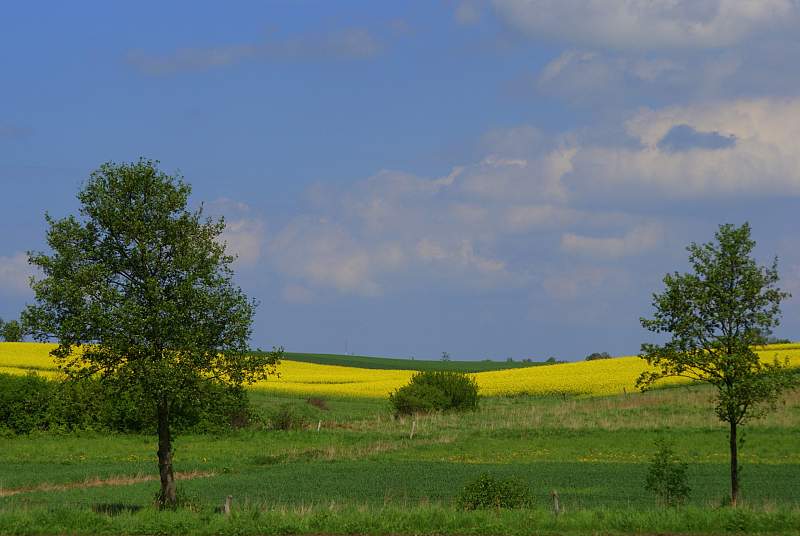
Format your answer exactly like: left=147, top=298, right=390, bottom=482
left=1, top=319, right=24, bottom=342
left=24, top=159, right=282, bottom=507
left=638, top=223, right=796, bottom=507
left=644, top=438, right=690, bottom=507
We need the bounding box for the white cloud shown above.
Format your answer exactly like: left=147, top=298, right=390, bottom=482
left=265, top=124, right=663, bottom=296
left=221, top=218, right=265, bottom=267
left=536, top=49, right=688, bottom=103
left=458, top=150, right=574, bottom=203
left=492, top=0, right=796, bottom=49
left=0, top=252, right=32, bottom=294
left=270, top=218, right=382, bottom=296
left=572, top=97, right=800, bottom=197
left=416, top=238, right=507, bottom=276
left=561, top=223, right=663, bottom=258
left=265, top=96, right=800, bottom=298
left=208, top=198, right=266, bottom=267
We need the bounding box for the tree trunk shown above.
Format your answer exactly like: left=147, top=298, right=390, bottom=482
left=729, top=419, right=739, bottom=507
left=157, top=401, right=177, bottom=507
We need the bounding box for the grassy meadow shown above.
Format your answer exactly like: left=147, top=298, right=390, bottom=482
left=1, top=342, right=800, bottom=534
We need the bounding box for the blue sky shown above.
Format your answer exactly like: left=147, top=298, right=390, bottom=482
left=2, top=1, right=800, bottom=360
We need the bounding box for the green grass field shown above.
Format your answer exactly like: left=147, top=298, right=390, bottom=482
left=276, top=351, right=548, bottom=372
left=1, top=382, right=799, bottom=534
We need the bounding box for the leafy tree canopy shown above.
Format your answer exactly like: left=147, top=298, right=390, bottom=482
left=24, top=158, right=282, bottom=506
left=638, top=222, right=795, bottom=505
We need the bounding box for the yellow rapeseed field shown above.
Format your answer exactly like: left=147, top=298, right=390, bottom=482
left=250, top=360, right=414, bottom=398
left=2, top=342, right=799, bottom=398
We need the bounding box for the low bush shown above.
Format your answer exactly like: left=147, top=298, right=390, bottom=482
left=457, top=473, right=533, bottom=510
left=0, top=372, right=251, bottom=435
left=645, top=438, right=690, bottom=507
left=306, top=396, right=329, bottom=410
left=585, top=352, right=611, bottom=361
left=266, top=400, right=325, bottom=430
left=269, top=404, right=306, bottom=430
left=389, top=370, right=478, bottom=416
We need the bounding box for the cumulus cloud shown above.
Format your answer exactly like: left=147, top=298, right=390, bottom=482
left=534, top=47, right=789, bottom=111
left=264, top=93, right=800, bottom=298
left=536, top=49, right=689, bottom=104
left=207, top=198, right=266, bottom=267
left=571, top=97, right=800, bottom=197
left=0, top=252, right=33, bottom=295
left=458, top=151, right=574, bottom=202
left=128, top=27, right=383, bottom=75
left=265, top=123, right=668, bottom=296
left=270, top=218, right=382, bottom=296
left=221, top=218, right=265, bottom=267
left=492, top=0, right=796, bottom=49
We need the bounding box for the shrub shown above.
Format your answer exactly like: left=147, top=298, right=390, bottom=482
left=269, top=403, right=307, bottom=430
left=585, top=352, right=611, bottom=361
left=389, top=370, right=478, bottom=416
left=0, top=373, right=53, bottom=433
left=389, top=382, right=449, bottom=416
left=306, top=397, right=329, bottom=410
left=645, top=438, right=691, bottom=506
left=457, top=473, right=533, bottom=510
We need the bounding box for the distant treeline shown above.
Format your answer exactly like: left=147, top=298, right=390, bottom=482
left=255, top=351, right=558, bottom=372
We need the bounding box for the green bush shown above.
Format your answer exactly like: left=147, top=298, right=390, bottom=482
left=389, top=370, right=479, bottom=416
left=269, top=403, right=307, bottom=430
left=645, top=438, right=691, bottom=506
left=0, top=373, right=251, bottom=435
left=388, top=382, right=449, bottom=416
left=0, top=373, right=53, bottom=433
left=457, top=473, right=533, bottom=510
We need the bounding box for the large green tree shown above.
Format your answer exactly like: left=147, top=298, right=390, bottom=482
left=24, top=159, right=282, bottom=506
left=638, top=223, right=795, bottom=506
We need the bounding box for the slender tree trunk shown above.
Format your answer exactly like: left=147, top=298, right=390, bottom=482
left=157, top=401, right=177, bottom=507
left=729, top=419, right=739, bottom=507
